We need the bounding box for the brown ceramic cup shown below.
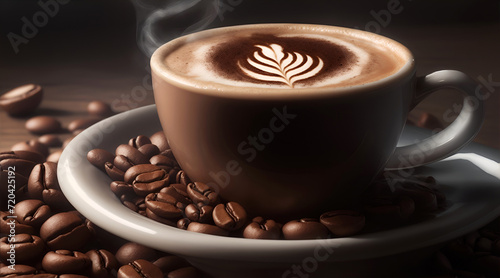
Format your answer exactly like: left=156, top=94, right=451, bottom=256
left=151, top=24, right=484, bottom=218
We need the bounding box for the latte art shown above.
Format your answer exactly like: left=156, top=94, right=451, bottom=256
left=162, top=26, right=408, bottom=90
left=238, top=44, right=324, bottom=88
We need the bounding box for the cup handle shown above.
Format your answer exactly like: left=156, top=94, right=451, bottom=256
left=385, top=70, right=484, bottom=170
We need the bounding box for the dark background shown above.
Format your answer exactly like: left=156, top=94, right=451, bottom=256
left=0, top=0, right=499, bottom=150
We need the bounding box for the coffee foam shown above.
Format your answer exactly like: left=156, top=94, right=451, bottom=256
left=163, top=27, right=407, bottom=89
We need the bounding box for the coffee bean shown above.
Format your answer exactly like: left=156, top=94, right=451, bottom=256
left=11, top=139, right=50, bottom=158
left=110, top=181, right=135, bottom=197
left=0, top=234, right=45, bottom=262
left=187, top=182, right=219, bottom=206
left=116, top=144, right=149, bottom=166
left=118, top=259, right=163, bottom=278
left=175, top=170, right=192, bottom=186
left=40, top=211, right=91, bottom=251
left=0, top=170, right=30, bottom=210
left=0, top=84, right=43, bottom=116
left=25, top=115, right=61, bottom=134
left=282, top=218, right=330, bottom=240
left=68, top=118, right=100, bottom=133
left=129, top=135, right=151, bottom=149
left=167, top=266, right=201, bottom=278
left=0, top=150, right=45, bottom=165
left=243, top=217, right=281, bottom=239
left=14, top=199, right=52, bottom=228
left=46, top=149, right=63, bottom=163
left=87, top=100, right=113, bottom=117
left=320, top=210, right=365, bottom=237
left=86, top=249, right=119, bottom=278
left=185, top=203, right=213, bottom=223
left=0, top=211, right=36, bottom=235
left=395, top=182, right=438, bottom=213
left=149, top=131, right=170, bottom=152
left=37, top=134, right=62, bottom=147
left=0, top=157, right=36, bottom=179
left=466, top=255, right=500, bottom=277
left=146, top=208, right=177, bottom=226
left=145, top=192, right=183, bottom=219
left=115, top=242, right=159, bottom=265
left=364, top=195, right=415, bottom=222
left=177, top=218, right=191, bottom=230
left=28, top=161, right=72, bottom=211
left=474, top=237, right=493, bottom=253
left=150, top=154, right=178, bottom=171
left=187, top=222, right=229, bottom=236
left=213, top=202, right=247, bottom=231
left=42, top=250, right=91, bottom=274
left=124, top=164, right=171, bottom=196
left=105, top=162, right=125, bottom=181
left=0, top=264, right=37, bottom=276
left=160, top=185, right=191, bottom=205
left=153, top=255, right=190, bottom=274
left=138, top=144, right=160, bottom=160
left=114, top=155, right=136, bottom=172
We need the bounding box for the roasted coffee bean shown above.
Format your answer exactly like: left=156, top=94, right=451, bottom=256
left=42, top=250, right=91, bottom=274
left=118, top=259, right=163, bottom=278
left=1, top=170, right=30, bottom=211
left=395, top=181, right=438, bottom=213
left=0, top=84, right=43, bottom=116
left=187, top=182, right=219, bottom=206
left=0, top=234, right=45, bottom=262
left=185, top=203, right=213, bottom=223
left=187, top=222, right=229, bottom=236
left=149, top=131, right=170, bottom=152
left=213, top=202, right=247, bottom=231
left=146, top=209, right=176, bottom=226
left=129, top=135, right=151, bottom=149
left=87, top=100, right=113, bottom=117
left=175, top=170, right=192, bottom=186
left=25, top=115, right=61, bottom=134
left=0, top=264, right=37, bottom=276
left=0, top=211, right=36, bottom=235
left=167, top=266, right=201, bottom=278
left=150, top=154, right=178, bottom=171
left=145, top=192, right=183, bottom=219
left=282, top=218, right=330, bottom=240
left=86, top=249, right=119, bottom=278
left=153, top=255, right=190, bottom=274
left=46, top=149, right=63, bottom=163
left=110, top=181, right=135, bottom=196
left=160, top=184, right=191, bottom=205
left=87, top=149, right=115, bottom=172
left=114, top=155, right=136, bottom=172
left=68, top=118, right=100, bottom=133
left=0, top=157, right=35, bottom=181
left=177, top=218, right=191, bottom=230
left=115, top=144, right=149, bottom=166
left=28, top=161, right=72, bottom=211
left=125, top=164, right=171, bottom=196
left=0, top=150, right=45, bottom=165
left=364, top=195, right=415, bottom=222
left=105, top=162, right=125, bottom=181
left=474, top=237, right=493, bottom=252
left=160, top=149, right=177, bottom=160
left=320, top=210, right=365, bottom=237
left=120, top=195, right=146, bottom=212
left=115, top=242, right=158, bottom=265
left=14, top=199, right=52, bottom=228
left=243, top=217, right=281, bottom=240
left=40, top=211, right=91, bottom=251
left=37, top=134, right=62, bottom=147
left=11, top=139, right=49, bottom=158
left=138, top=144, right=160, bottom=160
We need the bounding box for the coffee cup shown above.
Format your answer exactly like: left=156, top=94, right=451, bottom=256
left=151, top=23, right=483, bottom=218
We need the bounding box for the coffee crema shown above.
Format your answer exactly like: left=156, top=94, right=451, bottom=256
left=163, top=26, right=409, bottom=89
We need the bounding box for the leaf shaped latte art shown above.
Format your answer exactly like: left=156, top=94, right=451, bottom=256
left=238, top=44, right=324, bottom=88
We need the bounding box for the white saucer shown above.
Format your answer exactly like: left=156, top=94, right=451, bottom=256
left=58, top=105, right=500, bottom=277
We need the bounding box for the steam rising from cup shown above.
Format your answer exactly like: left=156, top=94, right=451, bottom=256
left=131, top=0, right=220, bottom=57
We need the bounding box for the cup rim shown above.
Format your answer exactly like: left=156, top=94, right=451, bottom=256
left=150, top=23, right=415, bottom=100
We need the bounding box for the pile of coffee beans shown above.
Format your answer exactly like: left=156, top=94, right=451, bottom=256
left=87, top=131, right=448, bottom=240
